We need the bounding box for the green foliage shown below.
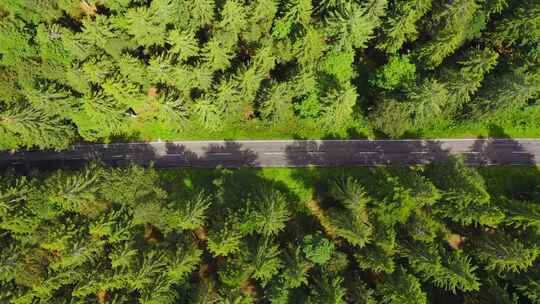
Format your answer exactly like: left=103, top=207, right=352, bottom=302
left=327, top=176, right=373, bottom=247
left=488, top=1, right=540, bottom=54
left=426, top=157, right=504, bottom=226
left=207, top=219, right=243, bottom=256
left=1, top=163, right=540, bottom=302
left=0, top=105, right=73, bottom=150
left=45, top=163, right=106, bottom=217
left=370, top=99, right=411, bottom=138
left=274, top=244, right=313, bottom=291
left=442, top=47, right=499, bottom=114
left=167, top=242, right=203, bottom=282
left=319, top=83, right=358, bottom=133
left=371, top=55, right=417, bottom=90
left=377, top=269, right=427, bottom=304
left=407, top=78, right=448, bottom=128
left=0, top=0, right=537, bottom=145
left=415, top=0, right=486, bottom=69
left=377, top=0, right=432, bottom=53
left=162, top=192, right=211, bottom=232
left=475, top=232, right=540, bottom=273
left=309, top=273, right=347, bottom=304
left=322, top=48, right=356, bottom=83
left=407, top=243, right=480, bottom=293
left=244, top=186, right=291, bottom=236
left=301, top=233, right=335, bottom=264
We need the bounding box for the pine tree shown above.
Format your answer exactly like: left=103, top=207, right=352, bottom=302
left=326, top=177, right=373, bottom=247
left=10, top=0, right=69, bottom=23
left=464, top=277, right=519, bottom=304
left=22, top=82, right=75, bottom=119
left=325, top=3, right=378, bottom=51
left=34, top=24, right=74, bottom=68
left=248, top=187, right=291, bottom=236
left=202, top=37, right=234, bottom=72
left=147, top=53, right=176, bottom=86
left=45, top=163, right=106, bottom=217
left=469, top=63, right=540, bottom=118
left=475, top=231, right=540, bottom=273
left=71, top=91, right=128, bottom=141
left=188, top=0, right=216, bottom=29
left=370, top=54, right=417, bottom=91
left=319, top=83, right=358, bottom=133
left=407, top=243, right=480, bottom=293
left=218, top=0, right=248, bottom=39
left=166, top=240, right=202, bottom=283
left=309, top=273, right=347, bottom=304
left=415, top=0, right=486, bottom=69
left=101, top=75, right=145, bottom=110
left=488, top=1, right=540, bottom=56
left=377, top=269, right=427, bottom=304
left=163, top=192, right=211, bottom=232
left=219, top=236, right=282, bottom=287
left=0, top=175, right=30, bottom=219
left=356, top=242, right=396, bottom=273
left=280, top=245, right=313, bottom=288
left=373, top=168, right=440, bottom=225
left=407, top=78, right=448, bottom=128
left=207, top=222, right=243, bottom=257
left=441, top=47, right=499, bottom=114
left=514, top=270, right=540, bottom=304
left=248, top=237, right=283, bottom=285
left=426, top=157, right=504, bottom=226
left=370, top=99, right=412, bottom=138
left=167, top=29, right=200, bottom=61
left=190, top=95, right=225, bottom=131
left=500, top=198, right=540, bottom=233
left=406, top=210, right=444, bottom=243
left=260, top=82, right=296, bottom=126
left=377, top=0, right=432, bottom=53
left=0, top=105, right=73, bottom=150
left=116, top=54, right=150, bottom=87
left=295, top=26, right=328, bottom=69
left=243, top=0, right=279, bottom=43
left=123, top=6, right=167, bottom=47
left=80, top=15, right=118, bottom=51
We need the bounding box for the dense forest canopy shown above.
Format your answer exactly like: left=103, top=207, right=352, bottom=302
left=0, top=0, right=539, bottom=149
left=1, top=162, right=540, bottom=303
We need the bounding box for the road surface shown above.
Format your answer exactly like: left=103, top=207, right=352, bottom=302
left=0, top=139, right=539, bottom=170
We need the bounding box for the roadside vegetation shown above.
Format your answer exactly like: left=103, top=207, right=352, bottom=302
left=0, top=0, right=539, bottom=150
left=1, top=162, right=540, bottom=303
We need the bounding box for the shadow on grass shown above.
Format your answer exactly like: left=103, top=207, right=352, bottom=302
left=474, top=124, right=540, bottom=201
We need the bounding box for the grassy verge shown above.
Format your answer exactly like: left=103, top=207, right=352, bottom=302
left=478, top=166, right=540, bottom=198
left=119, top=105, right=540, bottom=142
left=123, top=119, right=373, bottom=142
left=158, top=165, right=540, bottom=207
left=419, top=105, right=540, bottom=139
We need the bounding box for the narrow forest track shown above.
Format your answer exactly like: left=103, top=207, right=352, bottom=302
left=1, top=139, right=539, bottom=170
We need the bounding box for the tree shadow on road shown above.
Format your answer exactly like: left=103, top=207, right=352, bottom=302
left=1, top=140, right=260, bottom=173
left=467, top=124, right=535, bottom=166
left=470, top=124, right=540, bottom=201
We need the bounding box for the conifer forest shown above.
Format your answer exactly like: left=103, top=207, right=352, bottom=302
left=0, top=0, right=539, bottom=148
left=2, top=162, right=540, bottom=303
left=1, top=0, right=540, bottom=303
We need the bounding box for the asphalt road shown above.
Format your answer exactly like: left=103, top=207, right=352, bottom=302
left=1, top=139, right=539, bottom=170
